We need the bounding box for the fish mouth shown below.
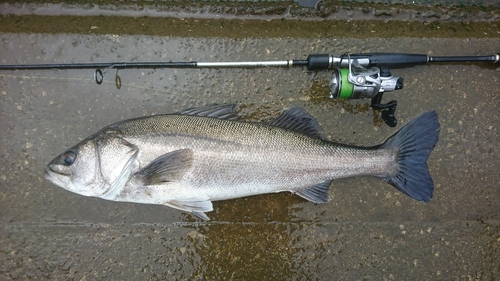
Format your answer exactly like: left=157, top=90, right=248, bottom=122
left=43, top=166, right=69, bottom=187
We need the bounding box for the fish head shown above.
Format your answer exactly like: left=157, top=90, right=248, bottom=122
left=44, top=138, right=104, bottom=196
left=44, top=131, right=139, bottom=197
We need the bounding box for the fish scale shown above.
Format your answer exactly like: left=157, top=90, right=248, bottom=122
left=44, top=104, right=439, bottom=220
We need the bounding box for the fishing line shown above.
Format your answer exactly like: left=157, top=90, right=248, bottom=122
left=0, top=73, right=188, bottom=100
left=0, top=73, right=288, bottom=110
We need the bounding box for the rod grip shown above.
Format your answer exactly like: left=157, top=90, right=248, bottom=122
left=306, top=54, right=330, bottom=70
left=358, top=53, right=429, bottom=67
left=306, top=53, right=430, bottom=69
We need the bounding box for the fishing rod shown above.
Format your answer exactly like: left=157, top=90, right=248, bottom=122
left=1, top=52, right=499, bottom=126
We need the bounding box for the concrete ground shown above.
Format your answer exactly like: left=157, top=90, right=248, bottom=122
left=0, top=1, right=499, bottom=280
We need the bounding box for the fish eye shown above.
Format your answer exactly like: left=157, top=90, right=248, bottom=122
left=62, top=151, right=77, bottom=165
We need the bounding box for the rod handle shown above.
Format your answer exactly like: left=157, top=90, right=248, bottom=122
left=306, top=54, right=330, bottom=70
left=359, top=53, right=429, bottom=68
left=306, top=53, right=430, bottom=70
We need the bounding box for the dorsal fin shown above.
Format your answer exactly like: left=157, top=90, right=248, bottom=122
left=177, top=104, right=239, bottom=120
left=269, top=107, right=325, bottom=139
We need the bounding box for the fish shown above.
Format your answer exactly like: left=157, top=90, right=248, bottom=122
left=43, top=104, right=440, bottom=220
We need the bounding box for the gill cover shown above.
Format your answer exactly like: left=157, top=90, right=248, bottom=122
left=95, top=132, right=139, bottom=199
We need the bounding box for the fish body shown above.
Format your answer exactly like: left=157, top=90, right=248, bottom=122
left=44, top=105, right=440, bottom=220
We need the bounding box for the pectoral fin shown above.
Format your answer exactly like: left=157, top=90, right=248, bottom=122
left=164, top=198, right=213, bottom=221
left=133, top=149, right=193, bottom=186
left=295, top=181, right=331, bottom=203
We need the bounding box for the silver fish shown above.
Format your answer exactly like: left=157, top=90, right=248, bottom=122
left=44, top=104, right=440, bottom=220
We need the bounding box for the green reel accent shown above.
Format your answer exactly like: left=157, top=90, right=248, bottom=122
left=338, top=69, right=354, bottom=99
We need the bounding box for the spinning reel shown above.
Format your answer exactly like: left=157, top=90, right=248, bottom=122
left=328, top=54, right=403, bottom=127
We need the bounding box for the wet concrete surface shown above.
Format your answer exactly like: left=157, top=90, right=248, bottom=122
left=1, top=1, right=500, bottom=22
left=0, top=9, right=500, bottom=281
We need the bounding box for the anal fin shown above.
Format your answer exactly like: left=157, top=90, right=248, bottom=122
left=164, top=198, right=213, bottom=221
left=295, top=181, right=331, bottom=203
left=192, top=212, right=210, bottom=221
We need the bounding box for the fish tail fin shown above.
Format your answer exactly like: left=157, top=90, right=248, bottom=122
left=381, top=111, right=440, bottom=202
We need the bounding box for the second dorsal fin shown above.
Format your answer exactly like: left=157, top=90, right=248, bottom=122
left=269, top=107, right=325, bottom=139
